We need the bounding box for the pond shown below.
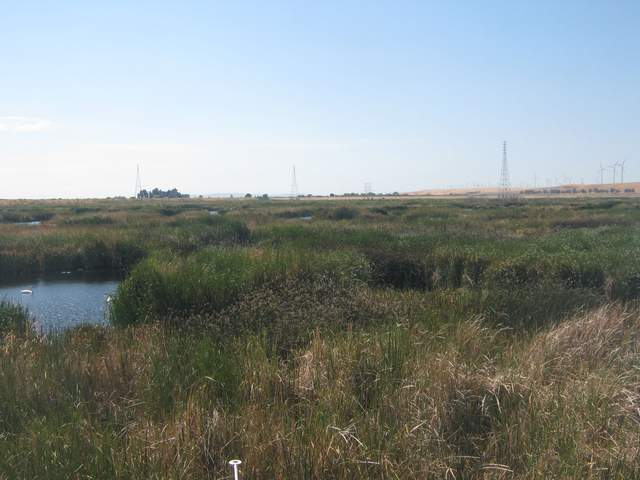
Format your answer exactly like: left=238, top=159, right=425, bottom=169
left=0, top=271, right=121, bottom=332
left=13, top=221, right=42, bottom=226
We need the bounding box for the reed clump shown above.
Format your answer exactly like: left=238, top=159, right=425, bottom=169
left=110, top=247, right=371, bottom=328
left=0, top=300, right=32, bottom=338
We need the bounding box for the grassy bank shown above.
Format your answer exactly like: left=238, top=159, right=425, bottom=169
left=0, top=196, right=640, bottom=478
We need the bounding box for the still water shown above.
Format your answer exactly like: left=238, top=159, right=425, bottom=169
left=0, top=272, right=121, bottom=332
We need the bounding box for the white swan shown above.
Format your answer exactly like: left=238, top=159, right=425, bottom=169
left=20, top=289, right=33, bottom=295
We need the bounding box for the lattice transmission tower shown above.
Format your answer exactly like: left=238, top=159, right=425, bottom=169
left=134, top=164, right=143, bottom=199
left=498, top=141, right=511, bottom=200
left=290, top=165, right=299, bottom=199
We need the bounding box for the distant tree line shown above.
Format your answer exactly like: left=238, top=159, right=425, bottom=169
left=137, top=188, right=190, bottom=199
left=244, top=193, right=270, bottom=200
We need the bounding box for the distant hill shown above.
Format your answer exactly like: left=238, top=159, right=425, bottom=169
left=407, top=186, right=504, bottom=197
left=556, top=182, right=640, bottom=192
left=407, top=182, right=640, bottom=197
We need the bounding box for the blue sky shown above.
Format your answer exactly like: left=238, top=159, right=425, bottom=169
left=1, top=1, right=639, bottom=198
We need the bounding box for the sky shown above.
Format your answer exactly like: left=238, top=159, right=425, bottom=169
left=1, top=1, right=639, bottom=198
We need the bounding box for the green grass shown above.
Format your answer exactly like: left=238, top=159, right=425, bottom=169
left=0, top=196, right=639, bottom=477
left=110, top=247, right=370, bottom=326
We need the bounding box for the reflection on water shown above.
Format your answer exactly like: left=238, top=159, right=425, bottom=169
left=0, top=271, right=121, bottom=332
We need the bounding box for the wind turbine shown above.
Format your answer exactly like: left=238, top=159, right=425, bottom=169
left=617, top=159, right=627, bottom=184
left=609, top=164, right=618, bottom=185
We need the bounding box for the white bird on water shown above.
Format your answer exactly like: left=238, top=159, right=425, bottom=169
left=20, top=289, right=33, bottom=295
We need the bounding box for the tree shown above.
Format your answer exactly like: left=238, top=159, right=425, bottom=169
left=138, top=187, right=189, bottom=199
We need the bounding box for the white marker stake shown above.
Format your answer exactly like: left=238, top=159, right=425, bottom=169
left=229, top=460, right=242, bottom=480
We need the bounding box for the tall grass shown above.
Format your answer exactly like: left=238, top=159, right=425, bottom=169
left=0, top=197, right=639, bottom=477
left=0, top=209, right=249, bottom=276
left=0, top=305, right=638, bottom=477
left=0, top=300, right=32, bottom=337
left=110, top=247, right=371, bottom=327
